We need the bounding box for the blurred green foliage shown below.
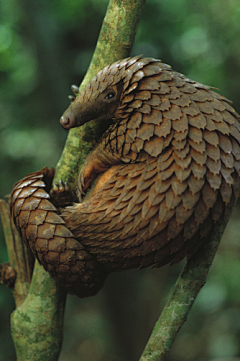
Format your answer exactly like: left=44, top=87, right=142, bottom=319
left=1, top=0, right=240, bottom=360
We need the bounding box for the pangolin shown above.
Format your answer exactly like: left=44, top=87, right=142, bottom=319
left=10, top=56, right=240, bottom=297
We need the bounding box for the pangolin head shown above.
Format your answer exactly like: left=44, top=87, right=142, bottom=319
left=60, top=55, right=162, bottom=129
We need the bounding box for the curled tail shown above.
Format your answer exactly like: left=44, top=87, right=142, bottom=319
left=10, top=167, right=107, bottom=297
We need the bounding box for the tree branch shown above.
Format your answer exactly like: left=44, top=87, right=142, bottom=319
left=0, top=199, right=32, bottom=308
left=139, top=203, right=235, bottom=361
left=9, top=0, right=146, bottom=360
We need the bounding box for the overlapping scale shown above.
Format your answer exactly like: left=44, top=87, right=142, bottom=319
left=11, top=57, right=240, bottom=297
left=10, top=168, right=107, bottom=297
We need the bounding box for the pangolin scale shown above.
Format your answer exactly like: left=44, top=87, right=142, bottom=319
left=10, top=56, right=240, bottom=297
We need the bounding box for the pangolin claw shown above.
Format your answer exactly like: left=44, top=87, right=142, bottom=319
left=49, top=180, right=78, bottom=207
left=71, top=84, right=79, bottom=95
left=76, top=170, right=85, bottom=201
left=68, top=95, right=76, bottom=102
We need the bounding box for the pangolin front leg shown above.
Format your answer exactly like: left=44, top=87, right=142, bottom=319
left=77, top=142, right=123, bottom=198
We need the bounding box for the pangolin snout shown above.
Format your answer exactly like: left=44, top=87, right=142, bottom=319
left=60, top=111, right=76, bottom=129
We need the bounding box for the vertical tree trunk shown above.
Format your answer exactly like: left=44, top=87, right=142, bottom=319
left=8, top=1, right=146, bottom=360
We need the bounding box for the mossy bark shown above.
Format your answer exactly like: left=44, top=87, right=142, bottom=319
left=11, top=263, right=66, bottom=361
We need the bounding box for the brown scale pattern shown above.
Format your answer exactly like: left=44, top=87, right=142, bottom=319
left=10, top=168, right=107, bottom=297
left=11, top=56, right=240, bottom=296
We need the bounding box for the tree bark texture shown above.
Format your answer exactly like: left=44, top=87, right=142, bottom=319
left=0, top=199, right=32, bottom=308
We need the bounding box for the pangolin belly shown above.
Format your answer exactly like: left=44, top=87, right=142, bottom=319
left=10, top=56, right=240, bottom=296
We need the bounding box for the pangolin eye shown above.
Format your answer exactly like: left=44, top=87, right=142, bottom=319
left=105, top=91, right=116, bottom=100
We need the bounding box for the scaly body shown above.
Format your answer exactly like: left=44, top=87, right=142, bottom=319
left=11, top=56, right=240, bottom=297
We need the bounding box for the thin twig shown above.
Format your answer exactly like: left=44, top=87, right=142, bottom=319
left=0, top=199, right=32, bottom=308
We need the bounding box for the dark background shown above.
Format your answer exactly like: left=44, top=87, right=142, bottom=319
left=1, top=0, right=240, bottom=360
